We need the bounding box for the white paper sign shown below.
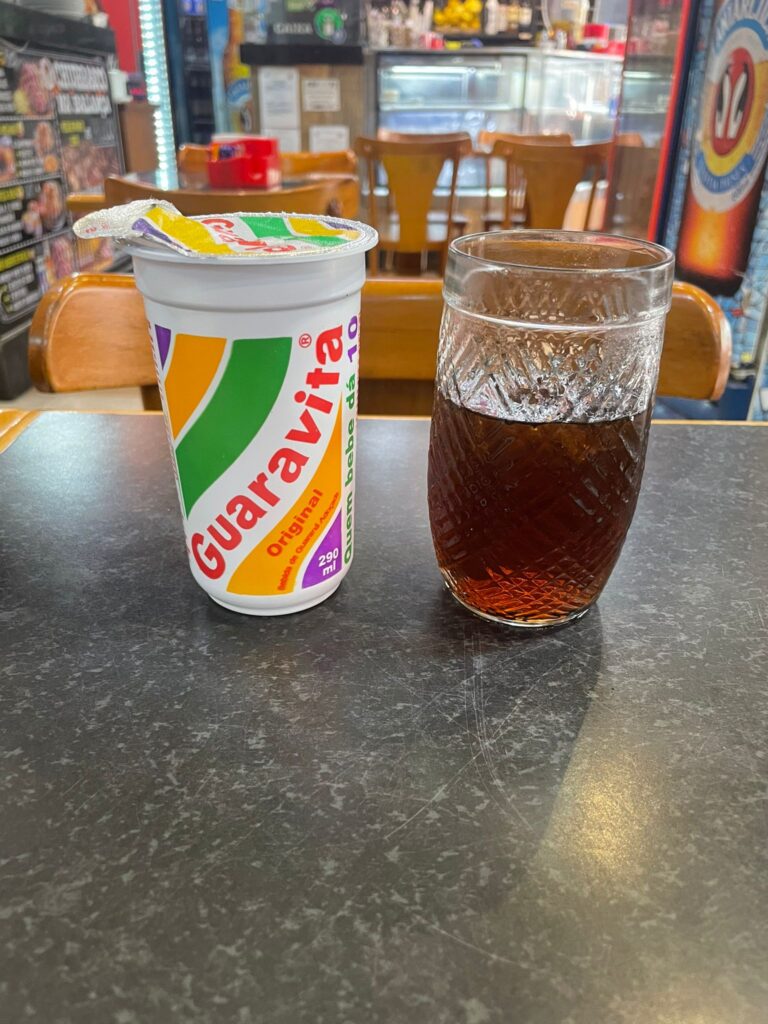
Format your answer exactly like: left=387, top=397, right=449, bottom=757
left=308, top=124, right=350, bottom=153
left=271, top=128, right=301, bottom=153
left=302, top=78, right=341, bottom=113
left=257, top=67, right=300, bottom=130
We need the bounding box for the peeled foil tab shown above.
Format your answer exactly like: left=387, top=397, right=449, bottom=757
left=73, top=200, right=377, bottom=259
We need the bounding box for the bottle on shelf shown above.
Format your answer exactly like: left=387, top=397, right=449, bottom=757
left=223, top=0, right=255, bottom=133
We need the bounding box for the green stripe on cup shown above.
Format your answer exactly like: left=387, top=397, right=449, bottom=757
left=240, top=214, right=347, bottom=248
left=175, top=337, right=291, bottom=516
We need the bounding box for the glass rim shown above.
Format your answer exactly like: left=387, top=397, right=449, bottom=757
left=448, top=229, right=675, bottom=276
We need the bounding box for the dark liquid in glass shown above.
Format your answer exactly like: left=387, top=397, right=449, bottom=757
left=428, top=391, right=652, bottom=624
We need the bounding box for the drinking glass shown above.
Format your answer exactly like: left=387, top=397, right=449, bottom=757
left=428, top=230, right=674, bottom=628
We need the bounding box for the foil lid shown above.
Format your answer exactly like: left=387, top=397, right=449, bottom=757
left=74, top=200, right=378, bottom=261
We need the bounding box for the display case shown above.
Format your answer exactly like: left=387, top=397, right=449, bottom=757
left=374, top=49, right=622, bottom=189
left=162, top=0, right=216, bottom=145
left=523, top=50, right=622, bottom=140
left=603, top=0, right=698, bottom=238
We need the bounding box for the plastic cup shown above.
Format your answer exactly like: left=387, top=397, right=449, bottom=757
left=127, top=213, right=376, bottom=615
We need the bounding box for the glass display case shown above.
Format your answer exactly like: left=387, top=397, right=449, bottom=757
left=374, top=49, right=622, bottom=189
left=603, top=0, right=697, bottom=238
left=523, top=51, right=622, bottom=141
left=376, top=51, right=527, bottom=187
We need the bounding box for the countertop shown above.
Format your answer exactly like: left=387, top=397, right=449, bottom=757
left=0, top=414, right=766, bottom=1023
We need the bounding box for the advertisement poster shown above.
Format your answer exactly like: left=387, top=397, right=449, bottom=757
left=0, top=43, right=119, bottom=325
left=663, top=0, right=768, bottom=374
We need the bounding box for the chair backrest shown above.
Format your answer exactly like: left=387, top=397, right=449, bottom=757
left=491, top=140, right=611, bottom=229
left=477, top=130, right=573, bottom=150
left=104, top=175, right=345, bottom=217
left=478, top=132, right=574, bottom=223
left=355, top=134, right=472, bottom=272
left=29, top=274, right=156, bottom=395
left=280, top=149, right=357, bottom=176
left=377, top=130, right=474, bottom=145
left=177, top=143, right=209, bottom=187
left=658, top=281, right=731, bottom=400
left=616, top=132, right=645, bottom=148
left=29, top=274, right=732, bottom=414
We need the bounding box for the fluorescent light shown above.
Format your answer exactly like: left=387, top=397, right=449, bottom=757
left=138, top=0, right=176, bottom=177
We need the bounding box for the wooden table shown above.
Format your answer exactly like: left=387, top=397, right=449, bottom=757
left=1, top=413, right=767, bottom=1022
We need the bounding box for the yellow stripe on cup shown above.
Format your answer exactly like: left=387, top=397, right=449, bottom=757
left=146, top=207, right=235, bottom=256
left=164, top=333, right=226, bottom=439
left=286, top=216, right=358, bottom=242
left=227, top=405, right=342, bottom=597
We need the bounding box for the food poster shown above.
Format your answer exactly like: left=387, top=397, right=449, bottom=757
left=0, top=43, right=120, bottom=327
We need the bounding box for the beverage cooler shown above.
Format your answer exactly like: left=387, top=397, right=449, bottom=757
left=603, top=0, right=699, bottom=239
left=374, top=48, right=623, bottom=189
left=163, top=0, right=216, bottom=144
left=661, top=0, right=768, bottom=417
left=0, top=1, right=125, bottom=398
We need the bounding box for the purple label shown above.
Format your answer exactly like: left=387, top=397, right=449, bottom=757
left=155, top=325, right=172, bottom=368
left=301, top=511, right=342, bottom=589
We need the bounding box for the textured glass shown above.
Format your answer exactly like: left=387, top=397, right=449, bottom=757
left=428, top=230, right=674, bottom=628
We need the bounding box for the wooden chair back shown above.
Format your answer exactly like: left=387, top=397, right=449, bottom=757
left=104, top=174, right=348, bottom=217
left=177, top=143, right=209, bottom=188
left=280, top=149, right=357, bottom=176
left=377, top=130, right=473, bottom=145
left=29, top=274, right=159, bottom=410
left=658, top=281, right=731, bottom=400
left=29, top=274, right=731, bottom=415
left=477, top=131, right=573, bottom=226
left=355, top=134, right=472, bottom=274
left=477, top=130, right=573, bottom=150
left=491, top=140, right=611, bottom=229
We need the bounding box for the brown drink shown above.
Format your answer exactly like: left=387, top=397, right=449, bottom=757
left=428, top=391, right=652, bottom=624
left=429, top=231, right=674, bottom=627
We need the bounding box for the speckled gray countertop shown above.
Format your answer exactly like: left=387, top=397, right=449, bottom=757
left=1, top=414, right=767, bottom=1024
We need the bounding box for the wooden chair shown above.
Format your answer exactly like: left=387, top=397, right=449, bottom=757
left=376, top=130, right=470, bottom=236
left=103, top=174, right=354, bottom=219
left=29, top=273, right=731, bottom=418
left=490, top=140, right=611, bottom=230
left=280, top=149, right=357, bottom=177
left=177, top=143, right=209, bottom=188
left=356, top=134, right=472, bottom=276
left=476, top=131, right=572, bottom=231
left=29, top=274, right=161, bottom=410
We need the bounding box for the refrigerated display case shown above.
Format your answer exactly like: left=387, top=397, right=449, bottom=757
left=163, top=0, right=216, bottom=144
left=602, top=0, right=698, bottom=238
left=374, top=49, right=622, bottom=189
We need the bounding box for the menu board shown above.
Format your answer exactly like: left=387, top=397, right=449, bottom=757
left=0, top=43, right=121, bottom=327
